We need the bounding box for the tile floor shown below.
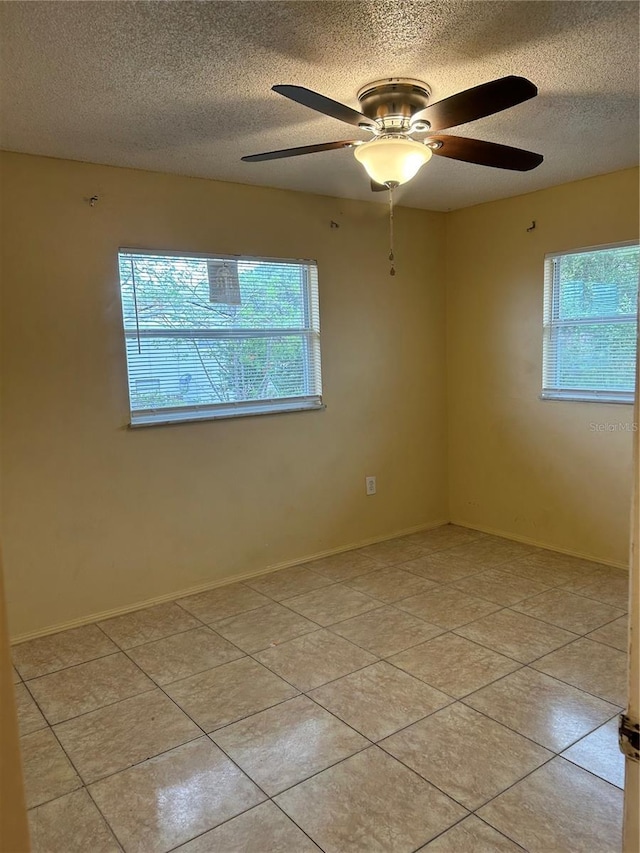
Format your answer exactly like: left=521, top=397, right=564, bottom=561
left=13, top=525, right=629, bottom=853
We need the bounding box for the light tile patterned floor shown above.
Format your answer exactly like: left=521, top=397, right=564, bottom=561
left=13, top=525, right=628, bottom=853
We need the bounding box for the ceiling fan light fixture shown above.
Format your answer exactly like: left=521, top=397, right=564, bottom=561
left=354, top=136, right=432, bottom=186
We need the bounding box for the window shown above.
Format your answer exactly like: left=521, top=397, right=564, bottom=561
left=542, top=242, right=639, bottom=403
left=118, top=249, right=322, bottom=426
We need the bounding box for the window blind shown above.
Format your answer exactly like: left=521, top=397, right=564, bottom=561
left=542, top=242, right=639, bottom=403
left=118, top=249, right=322, bottom=426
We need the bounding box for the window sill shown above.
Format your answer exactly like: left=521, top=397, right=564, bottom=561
left=129, top=398, right=325, bottom=428
left=540, top=392, right=635, bottom=405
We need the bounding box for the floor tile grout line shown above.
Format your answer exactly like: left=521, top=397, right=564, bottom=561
left=325, top=621, right=447, bottom=660
left=79, top=786, right=127, bottom=853
left=11, top=530, right=622, bottom=654
left=71, top=723, right=621, bottom=853
left=436, top=570, right=628, bottom=617
left=380, top=638, right=624, bottom=746
left=272, top=737, right=473, bottom=822
left=181, top=690, right=303, bottom=739
left=457, top=662, right=621, bottom=714
left=450, top=616, right=585, bottom=665
left=16, top=527, right=627, bottom=852
left=243, top=576, right=344, bottom=601
left=23, top=702, right=624, bottom=822
left=239, top=552, right=425, bottom=600
left=472, top=565, right=603, bottom=590
left=208, top=599, right=323, bottom=633
left=585, top=633, right=627, bottom=653
left=162, top=798, right=328, bottom=853
left=269, top=799, right=328, bottom=853
left=196, top=610, right=480, bottom=850
left=27, top=784, right=123, bottom=853
left=383, top=646, right=527, bottom=702
left=18, top=601, right=624, bottom=741
left=133, top=614, right=368, bottom=750
left=507, top=606, right=628, bottom=638
left=175, top=597, right=286, bottom=626
left=444, top=625, right=626, bottom=707
left=172, top=673, right=511, bottom=853
left=15, top=647, right=120, bottom=682
left=44, top=636, right=254, bottom=798
left=338, top=565, right=442, bottom=592
left=190, top=653, right=402, bottom=797
left=101, top=622, right=220, bottom=652
left=15, top=589, right=550, bottom=687
left=308, top=685, right=458, bottom=748
left=451, top=601, right=580, bottom=636
left=15, top=563, right=624, bottom=682
left=439, top=581, right=556, bottom=608
left=472, top=814, right=530, bottom=851
left=113, top=642, right=309, bottom=800
left=406, top=811, right=528, bottom=853
left=231, top=739, right=374, bottom=802
left=564, top=587, right=630, bottom=610
left=470, top=752, right=623, bottom=832
left=393, top=600, right=506, bottom=632
left=455, top=693, right=609, bottom=758
left=210, top=602, right=328, bottom=633
left=62, top=724, right=204, bottom=789
left=559, top=732, right=626, bottom=791
left=257, top=654, right=372, bottom=690
left=272, top=597, right=387, bottom=629
left=25, top=554, right=471, bottom=846
left=372, top=738, right=477, bottom=815
left=33, top=707, right=88, bottom=803
left=405, top=814, right=471, bottom=853
left=382, top=615, right=530, bottom=667
left=82, top=723, right=276, bottom=848
left=526, top=666, right=627, bottom=711
left=444, top=599, right=628, bottom=669
left=205, top=606, right=545, bottom=818
left=373, top=700, right=559, bottom=797
left=95, top=604, right=204, bottom=648
left=243, top=643, right=544, bottom=774
left=468, top=751, right=559, bottom=819
left=27, top=681, right=158, bottom=729
left=127, top=650, right=248, bottom=689
left=202, top=733, right=277, bottom=801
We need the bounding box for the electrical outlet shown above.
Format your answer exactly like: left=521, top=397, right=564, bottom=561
left=365, top=476, right=377, bottom=495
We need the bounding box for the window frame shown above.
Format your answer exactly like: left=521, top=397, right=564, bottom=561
left=541, top=240, right=639, bottom=405
left=118, top=248, right=323, bottom=427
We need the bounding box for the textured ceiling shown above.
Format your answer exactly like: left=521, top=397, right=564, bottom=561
left=1, top=1, right=638, bottom=210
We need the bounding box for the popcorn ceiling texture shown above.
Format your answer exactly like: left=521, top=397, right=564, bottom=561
left=0, top=0, right=638, bottom=210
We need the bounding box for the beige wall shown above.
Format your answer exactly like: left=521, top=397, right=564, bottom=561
left=446, top=168, right=639, bottom=566
left=0, top=553, right=30, bottom=852
left=0, top=151, right=448, bottom=639
left=1, top=153, right=637, bottom=639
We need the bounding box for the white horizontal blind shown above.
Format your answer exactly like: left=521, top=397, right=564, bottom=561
left=542, top=242, right=639, bottom=403
left=118, top=249, right=322, bottom=426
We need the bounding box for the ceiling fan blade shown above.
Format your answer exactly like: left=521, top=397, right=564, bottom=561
left=370, top=180, right=387, bottom=192
left=273, top=85, right=376, bottom=128
left=242, top=140, right=359, bottom=162
left=414, top=76, right=537, bottom=131
left=429, top=135, right=543, bottom=170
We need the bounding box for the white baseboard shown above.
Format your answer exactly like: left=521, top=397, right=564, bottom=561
left=14, top=517, right=626, bottom=644
left=451, top=519, right=628, bottom=571
left=11, top=519, right=449, bottom=644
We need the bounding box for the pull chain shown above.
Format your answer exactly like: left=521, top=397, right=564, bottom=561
left=388, top=185, right=395, bottom=276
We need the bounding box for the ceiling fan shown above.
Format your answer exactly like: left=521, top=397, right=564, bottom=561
left=242, top=76, right=543, bottom=189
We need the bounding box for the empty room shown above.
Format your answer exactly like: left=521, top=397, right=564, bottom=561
left=0, top=2, right=639, bottom=852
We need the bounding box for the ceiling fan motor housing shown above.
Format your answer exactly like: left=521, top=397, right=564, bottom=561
left=357, top=78, right=432, bottom=130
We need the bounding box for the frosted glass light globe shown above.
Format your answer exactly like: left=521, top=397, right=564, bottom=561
left=354, top=136, right=432, bottom=185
